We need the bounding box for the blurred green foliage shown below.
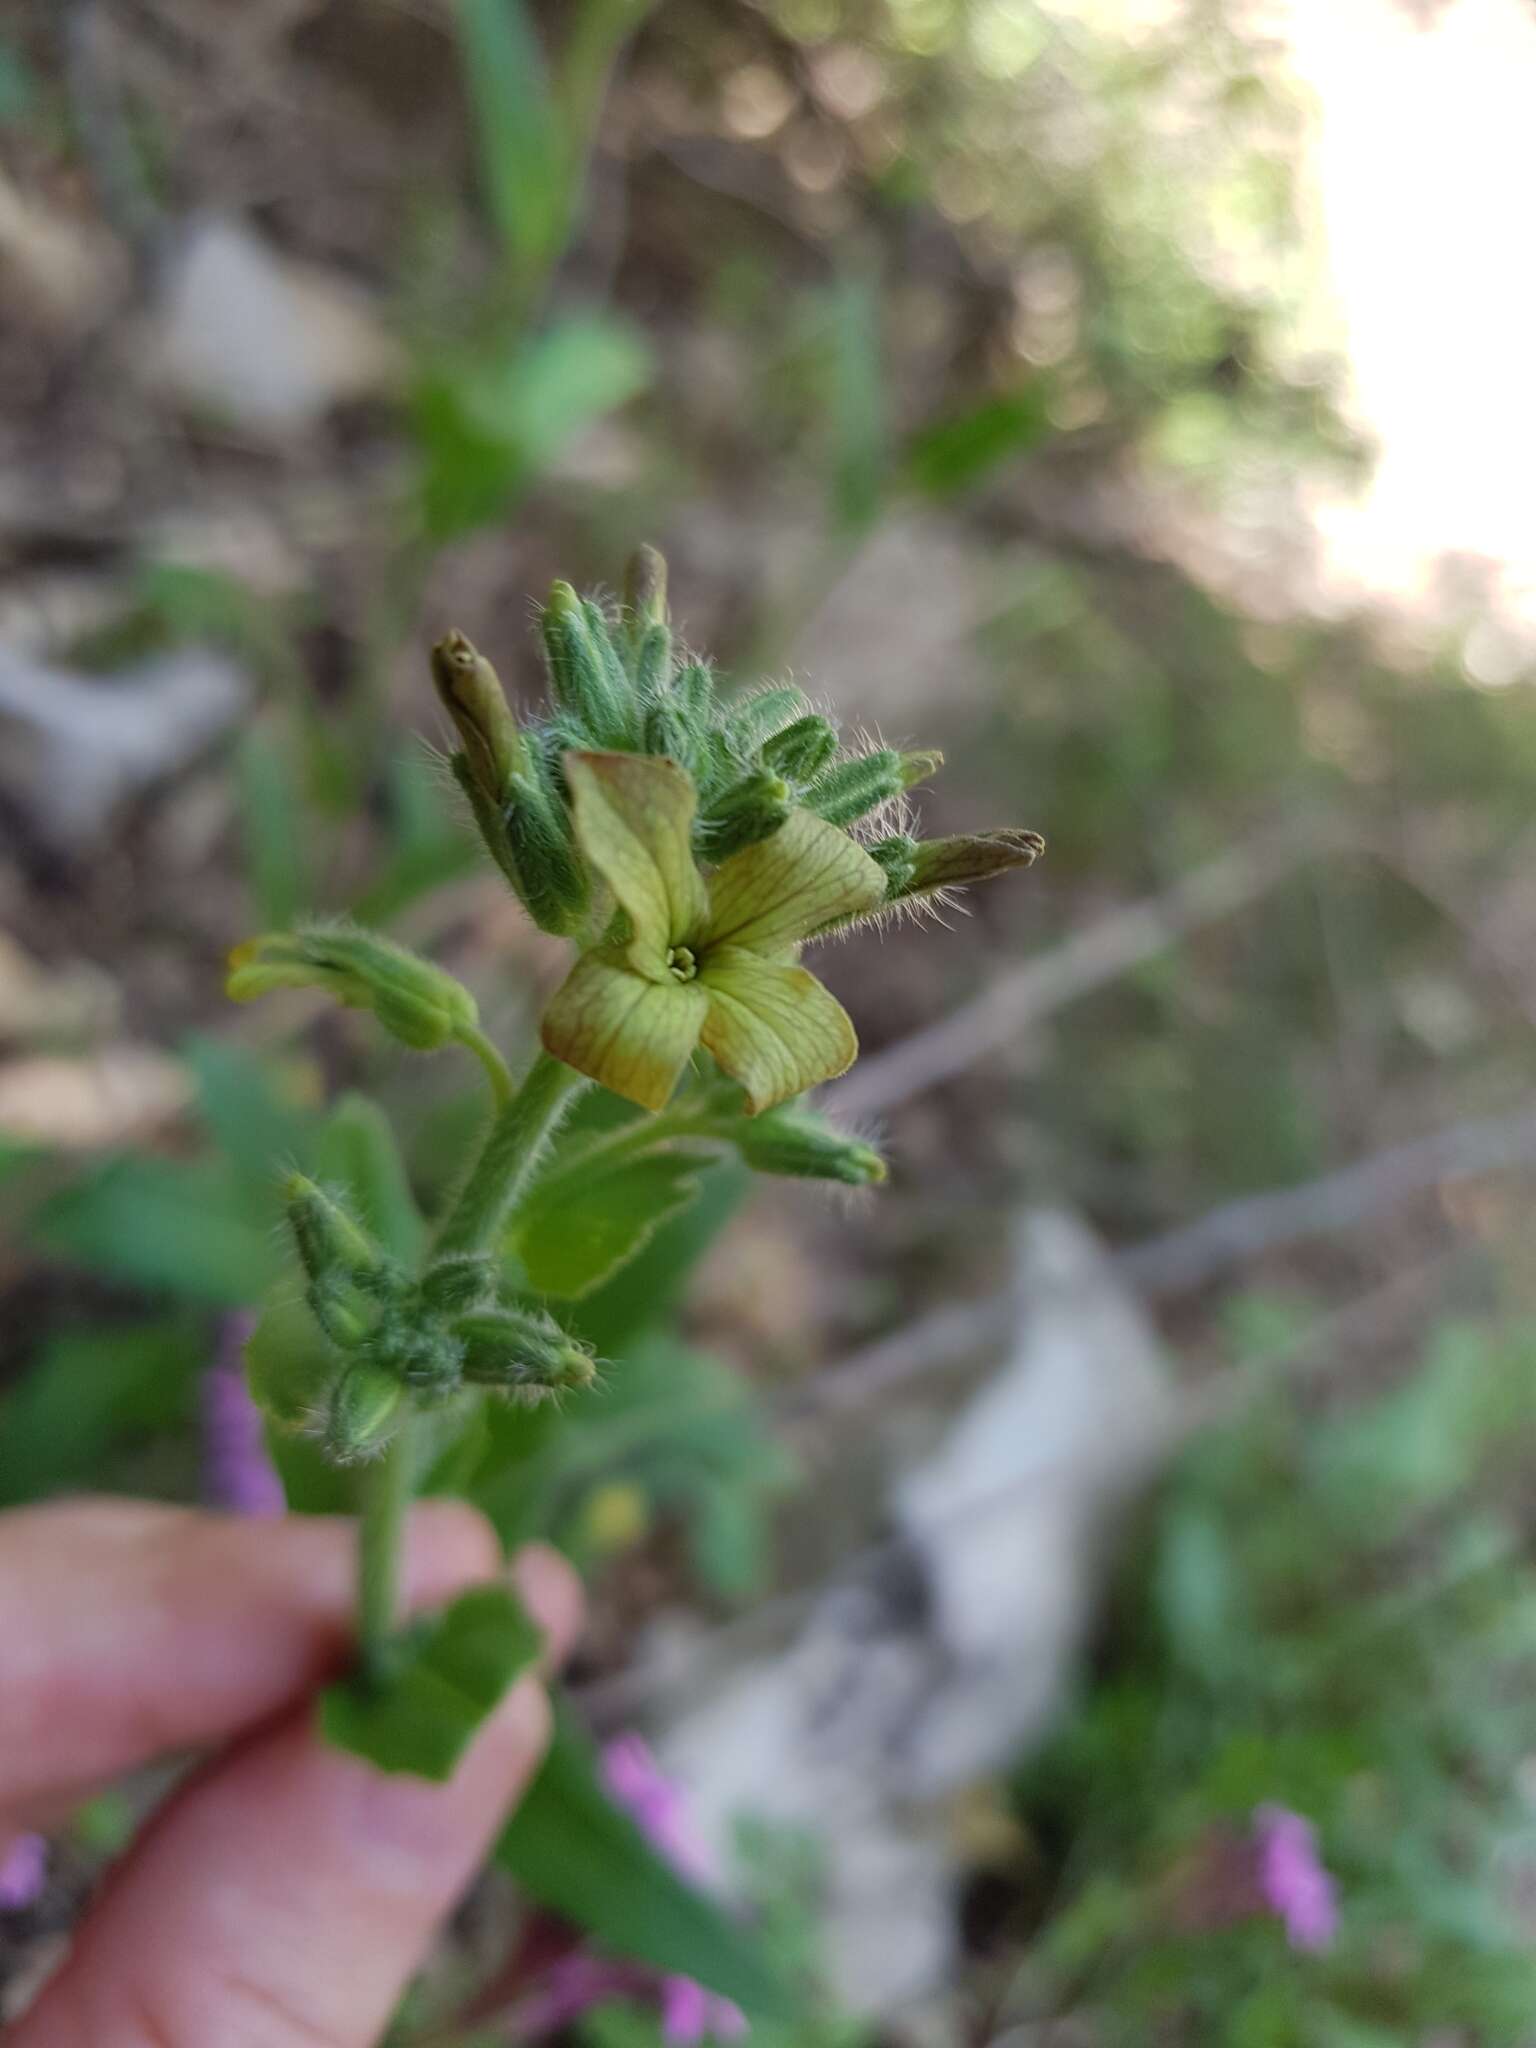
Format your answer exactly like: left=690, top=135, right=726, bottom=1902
left=1011, top=1307, right=1536, bottom=2042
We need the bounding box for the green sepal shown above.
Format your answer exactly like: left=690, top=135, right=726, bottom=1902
left=322, top=1584, right=542, bottom=1781
left=727, top=1101, right=886, bottom=1185
left=326, top=1360, right=407, bottom=1462
left=804, top=749, right=904, bottom=827
left=720, top=685, right=810, bottom=755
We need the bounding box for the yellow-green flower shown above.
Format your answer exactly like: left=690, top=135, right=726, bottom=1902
left=541, top=752, right=886, bottom=1113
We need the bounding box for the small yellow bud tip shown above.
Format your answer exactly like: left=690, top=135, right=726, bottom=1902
left=860, top=1153, right=888, bottom=1184
left=545, top=581, right=582, bottom=620
left=227, top=938, right=263, bottom=969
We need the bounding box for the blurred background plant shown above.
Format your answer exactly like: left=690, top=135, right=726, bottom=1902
left=5, top=0, right=1536, bottom=2039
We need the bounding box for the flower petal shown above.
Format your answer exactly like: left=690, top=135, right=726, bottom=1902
left=541, top=951, right=707, bottom=1112
left=698, top=947, right=858, bottom=1113
left=703, top=810, right=887, bottom=953
left=566, top=752, right=710, bottom=974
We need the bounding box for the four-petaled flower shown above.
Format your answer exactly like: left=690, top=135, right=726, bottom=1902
left=541, top=752, right=887, bottom=1113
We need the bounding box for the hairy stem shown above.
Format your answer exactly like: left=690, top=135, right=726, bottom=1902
left=436, top=1051, right=588, bottom=1256
left=456, top=1022, right=516, bottom=1109
left=357, top=1419, right=415, bottom=1680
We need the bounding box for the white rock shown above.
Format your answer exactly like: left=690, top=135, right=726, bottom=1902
left=651, top=1209, right=1181, bottom=2012
left=0, top=643, right=250, bottom=845
left=144, top=213, right=400, bottom=435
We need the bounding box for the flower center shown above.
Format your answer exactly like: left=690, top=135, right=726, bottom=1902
left=666, top=945, right=698, bottom=983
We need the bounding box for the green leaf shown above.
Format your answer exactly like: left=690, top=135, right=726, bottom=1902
left=185, top=1034, right=315, bottom=1193
left=0, top=1319, right=204, bottom=1508
left=30, top=1157, right=276, bottom=1304
left=573, top=1159, right=748, bottom=1357
left=905, top=389, right=1052, bottom=499
left=315, top=1093, right=426, bottom=1264
left=455, top=0, right=565, bottom=273
left=498, top=1701, right=791, bottom=2017
left=244, top=1290, right=336, bottom=1434
left=415, top=318, right=652, bottom=537
left=322, top=1584, right=542, bottom=1781
left=236, top=727, right=312, bottom=931
left=513, top=1151, right=704, bottom=1298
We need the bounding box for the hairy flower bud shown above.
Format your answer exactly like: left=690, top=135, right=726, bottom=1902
left=867, top=833, right=920, bottom=898
left=898, top=749, right=944, bottom=791
left=326, top=1360, right=406, bottom=1462
left=731, top=1104, right=886, bottom=1185
left=228, top=926, right=480, bottom=1053
left=762, top=714, right=839, bottom=785
left=430, top=630, right=525, bottom=803
left=541, top=583, right=634, bottom=747
left=456, top=1306, right=597, bottom=1395
left=623, top=542, right=668, bottom=630
left=285, top=1175, right=386, bottom=1288
left=699, top=768, right=793, bottom=859
left=900, top=828, right=1046, bottom=899
left=806, top=749, right=904, bottom=826
left=721, top=686, right=811, bottom=756
left=417, top=1251, right=495, bottom=1315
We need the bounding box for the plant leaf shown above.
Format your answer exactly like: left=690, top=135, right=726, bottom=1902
left=905, top=388, right=1051, bottom=499
left=497, top=1700, right=791, bottom=2017
left=185, top=1034, right=314, bottom=1194
left=514, top=1151, right=705, bottom=1298
left=541, top=951, right=706, bottom=1113
left=30, top=1157, right=276, bottom=1304
left=0, top=1320, right=204, bottom=1509
left=455, top=0, right=565, bottom=273
left=565, top=753, right=709, bottom=968
left=322, top=1583, right=542, bottom=1781
left=703, top=810, right=885, bottom=954
left=699, top=950, right=858, bottom=1113
left=315, top=1093, right=426, bottom=1264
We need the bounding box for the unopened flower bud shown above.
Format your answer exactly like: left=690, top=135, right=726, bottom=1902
left=732, top=1104, right=886, bottom=1185
left=417, top=1251, right=495, bottom=1315
left=867, top=833, right=919, bottom=898
left=623, top=543, right=668, bottom=630
left=722, top=686, right=810, bottom=756
left=541, top=583, right=635, bottom=747
left=700, top=768, right=793, bottom=859
left=285, top=1174, right=386, bottom=1288
left=631, top=620, right=672, bottom=698
left=326, top=1360, right=406, bottom=1462
left=898, top=749, right=944, bottom=791
left=806, top=748, right=904, bottom=826
left=456, top=1307, right=596, bottom=1395
left=674, top=661, right=716, bottom=727
left=644, top=692, right=704, bottom=773
left=430, top=630, right=526, bottom=803
left=228, top=926, right=480, bottom=1053
left=901, top=828, right=1046, bottom=899
left=763, top=714, right=838, bottom=785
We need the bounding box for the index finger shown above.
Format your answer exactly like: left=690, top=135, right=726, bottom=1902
left=0, top=1496, right=500, bottom=1819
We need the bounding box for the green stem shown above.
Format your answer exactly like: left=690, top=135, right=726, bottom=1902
left=436, top=1051, right=587, bottom=1256
left=456, top=1023, right=516, bottom=1109
left=357, top=1419, right=416, bottom=1680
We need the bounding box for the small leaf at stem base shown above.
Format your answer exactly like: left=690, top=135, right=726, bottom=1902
left=320, top=1584, right=542, bottom=1781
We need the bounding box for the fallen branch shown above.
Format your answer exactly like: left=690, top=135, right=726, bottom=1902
left=832, top=815, right=1337, bottom=1117
left=1117, top=1104, right=1536, bottom=1296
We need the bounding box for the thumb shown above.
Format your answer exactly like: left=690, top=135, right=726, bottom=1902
left=13, top=1545, right=583, bottom=2048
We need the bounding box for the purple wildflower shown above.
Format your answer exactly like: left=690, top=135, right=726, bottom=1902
left=203, top=1311, right=285, bottom=1517
left=0, top=1833, right=47, bottom=1913
left=1253, top=1804, right=1338, bottom=1953
left=602, top=1736, right=749, bottom=2045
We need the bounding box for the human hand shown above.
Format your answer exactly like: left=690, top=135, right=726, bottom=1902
left=0, top=1496, right=582, bottom=2046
